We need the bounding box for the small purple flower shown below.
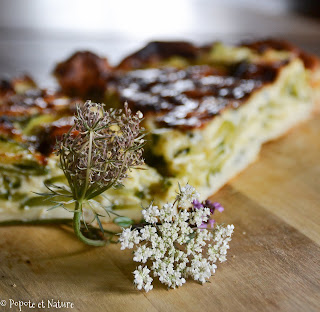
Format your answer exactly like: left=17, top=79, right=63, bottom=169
left=203, top=200, right=224, bottom=214
left=203, top=200, right=216, bottom=214
left=209, top=219, right=215, bottom=228
left=192, top=199, right=203, bottom=209
left=214, top=202, right=224, bottom=213
left=199, top=222, right=208, bottom=229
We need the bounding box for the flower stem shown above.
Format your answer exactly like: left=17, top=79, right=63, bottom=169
left=83, top=130, right=93, bottom=197
left=73, top=200, right=106, bottom=246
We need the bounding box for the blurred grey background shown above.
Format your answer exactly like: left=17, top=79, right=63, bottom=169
left=0, top=0, right=319, bottom=87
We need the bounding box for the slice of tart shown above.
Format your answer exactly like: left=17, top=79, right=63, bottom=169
left=95, top=39, right=319, bottom=203
left=0, top=39, right=319, bottom=223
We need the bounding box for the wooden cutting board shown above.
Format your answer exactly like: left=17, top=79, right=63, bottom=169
left=0, top=114, right=320, bottom=312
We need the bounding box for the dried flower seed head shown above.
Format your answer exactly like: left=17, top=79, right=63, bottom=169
left=39, top=100, right=145, bottom=247
left=56, top=100, right=145, bottom=199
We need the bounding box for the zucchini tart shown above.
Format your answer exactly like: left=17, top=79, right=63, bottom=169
left=1, top=39, right=319, bottom=222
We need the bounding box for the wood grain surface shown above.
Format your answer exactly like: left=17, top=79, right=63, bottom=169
left=0, top=114, right=320, bottom=312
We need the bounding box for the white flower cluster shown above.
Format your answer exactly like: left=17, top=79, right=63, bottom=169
left=119, top=184, right=235, bottom=292
left=177, top=183, right=200, bottom=208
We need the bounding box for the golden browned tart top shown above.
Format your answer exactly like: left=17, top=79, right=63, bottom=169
left=0, top=75, right=81, bottom=157
left=240, top=38, right=320, bottom=70
left=117, top=41, right=201, bottom=70
left=0, top=38, right=319, bottom=160
left=53, top=39, right=317, bottom=130
left=107, top=60, right=288, bottom=129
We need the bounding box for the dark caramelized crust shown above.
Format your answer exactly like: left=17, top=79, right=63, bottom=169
left=117, top=41, right=199, bottom=70
left=34, top=116, right=74, bottom=156
left=241, top=38, right=320, bottom=71
left=0, top=88, right=76, bottom=118
left=108, top=60, right=287, bottom=129
left=0, top=79, right=15, bottom=98
left=53, top=51, right=112, bottom=99
left=0, top=81, right=81, bottom=158
left=0, top=75, right=36, bottom=101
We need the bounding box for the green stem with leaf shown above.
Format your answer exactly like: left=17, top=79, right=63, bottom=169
left=73, top=200, right=106, bottom=246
